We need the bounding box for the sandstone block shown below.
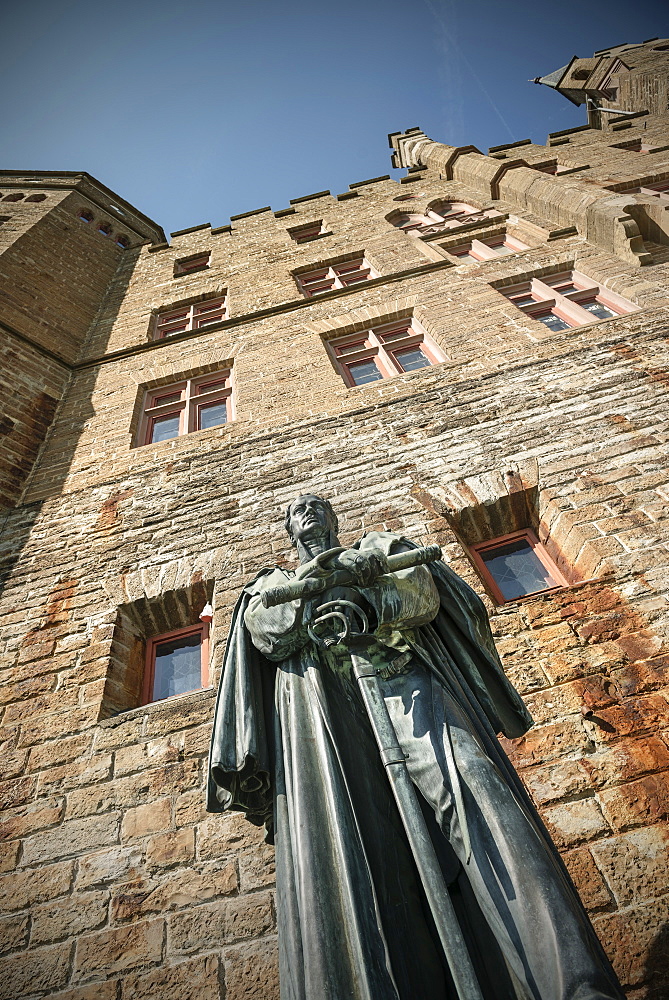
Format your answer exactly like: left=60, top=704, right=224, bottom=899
left=0, top=941, right=70, bottom=998
left=146, top=828, right=195, bottom=868
left=579, top=738, right=669, bottom=789
left=36, top=754, right=113, bottom=798
left=76, top=844, right=145, bottom=890
left=541, top=797, right=610, bottom=848
left=121, top=798, right=171, bottom=841
left=197, top=811, right=266, bottom=861
left=599, top=773, right=669, bottom=831
left=73, top=917, right=164, bottom=980
left=112, top=861, right=237, bottom=922
left=239, top=843, right=276, bottom=891
left=0, top=800, right=63, bottom=843
left=114, top=737, right=182, bottom=777
left=168, top=892, right=274, bottom=955
left=50, top=981, right=119, bottom=1000
left=120, top=953, right=221, bottom=1000
left=175, top=789, right=208, bottom=826
left=0, top=860, right=74, bottom=912
left=27, top=733, right=93, bottom=772
left=223, top=937, right=280, bottom=1000
left=590, top=826, right=669, bottom=905
left=522, top=758, right=591, bottom=806
left=31, top=890, right=109, bottom=945
left=0, top=913, right=29, bottom=955
left=594, top=896, right=669, bottom=989
left=21, top=811, right=120, bottom=866
left=0, top=841, right=19, bottom=875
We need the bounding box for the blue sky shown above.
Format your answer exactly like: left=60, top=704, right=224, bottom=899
left=1, top=0, right=667, bottom=235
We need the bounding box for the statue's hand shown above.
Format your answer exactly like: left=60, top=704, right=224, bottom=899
left=334, top=548, right=389, bottom=587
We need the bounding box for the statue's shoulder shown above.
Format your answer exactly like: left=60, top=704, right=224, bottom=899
left=357, top=530, right=412, bottom=555
left=244, top=565, right=295, bottom=597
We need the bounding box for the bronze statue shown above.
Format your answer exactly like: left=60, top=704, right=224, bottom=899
left=208, top=495, right=625, bottom=1000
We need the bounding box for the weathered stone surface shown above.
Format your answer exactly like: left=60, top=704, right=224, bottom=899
left=0, top=941, right=70, bottom=998
left=590, top=827, right=669, bottom=905
left=73, top=917, right=164, bottom=980
left=196, top=811, right=266, bottom=862
left=0, top=860, right=74, bottom=912
left=22, top=812, right=120, bottom=865
left=76, top=844, right=144, bottom=889
left=562, top=847, right=613, bottom=912
left=112, top=861, right=237, bottom=922
left=50, top=982, right=119, bottom=1000
left=146, top=828, right=195, bottom=868
left=541, top=797, right=611, bottom=848
left=223, top=937, right=280, bottom=1000
left=239, top=843, right=276, bottom=892
left=120, top=953, right=221, bottom=1000
left=168, top=893, right=274, bottom=954
left=598, top=773, right=669, bottom=831
left=595, top=897, right=669, bottom=990
left=0, top=913, right=29, bottom=955
left=121, top=798, right=172, bottom=841
left=31, top=890, right=109, bottom=945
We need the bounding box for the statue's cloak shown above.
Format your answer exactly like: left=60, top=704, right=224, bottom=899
left=207, top=534, right=618, bottom=1000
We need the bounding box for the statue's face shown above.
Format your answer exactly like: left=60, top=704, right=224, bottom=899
left=287, top=495, right=334, bottom=546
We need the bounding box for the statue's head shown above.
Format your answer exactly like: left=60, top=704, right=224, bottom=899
left=284, top=495, right=339, bottom=548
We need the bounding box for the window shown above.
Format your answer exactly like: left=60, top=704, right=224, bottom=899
left=288, top=220, right=326, bottom=243
left=470, top=530, right=569, bottom=603
left=153, top=296, right=227, bottom=339
left=143, top=623, right=209, bottom=704
left=79, top=210, right=94, bottom=223
left=448, top=235, right=528, bottom=261
left=138, top=370, right=233, bottom=446
left=531, top=161, right=576, bottom=175
left=634, top=180, right=669, bottom=201
left=25, top=193, right=47, bottom=203
left=296, top=256, right=377, bottom=297
left=175, top=253, right=211, bottom=276
left=327, top=320, right=444, bottom=387
left=115, top=235, right=130, bottom=249
left=390, top=202, right=494, bottom=237
left=501, top=270, right=637, bottom=330
left=3, top=193, right=24, bottom=202
left=610, top=139, right=658, bottom=153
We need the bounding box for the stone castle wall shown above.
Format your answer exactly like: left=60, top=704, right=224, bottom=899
left=0, top=103, right=668, bottom=998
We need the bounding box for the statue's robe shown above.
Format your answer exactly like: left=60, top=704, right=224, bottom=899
left=207, top=533, right=624, bottom=1000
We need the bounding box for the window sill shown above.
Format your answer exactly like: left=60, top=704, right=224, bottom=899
left=489, top=574, right=613, bottom=608
left=99, top=684, right=215, bottom=725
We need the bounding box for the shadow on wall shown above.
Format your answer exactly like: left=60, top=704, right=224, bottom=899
left=0, top=501, right=43, bottom=599
left=645, top=922, right=669, bottom=998
left=0, top=246, right=142, bottom=595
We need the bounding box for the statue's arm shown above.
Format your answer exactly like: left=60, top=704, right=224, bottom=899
left=243, top=575, right=310, bottom=661
left=359, top=534, right=441, bottom=631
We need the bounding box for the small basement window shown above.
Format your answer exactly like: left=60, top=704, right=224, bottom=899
left=470, top=530, right=569, bottom=603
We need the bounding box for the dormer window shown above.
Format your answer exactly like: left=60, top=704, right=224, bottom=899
left=288, top=221, right=327, bottom=243
left=153, top=295, right=227, bottom=339
left=175, top=253, right=211, bottom=276
left=501, top=270, right=638, bottom=330
left=295, top=256, right=377, bottom=297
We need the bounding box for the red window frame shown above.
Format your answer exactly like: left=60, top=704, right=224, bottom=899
left=142, top=623, right=210, bottom=705
left=327, top=319, right=445, bottom=388
left=153, top=296, right=227, bottom=339
left=296, top=256, right=377, bottom=297
left=501, top=269, right=638, bottom=329
left=470, top=530, right=570, bottom=605
left=139, top=370, right=233, bottom=446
